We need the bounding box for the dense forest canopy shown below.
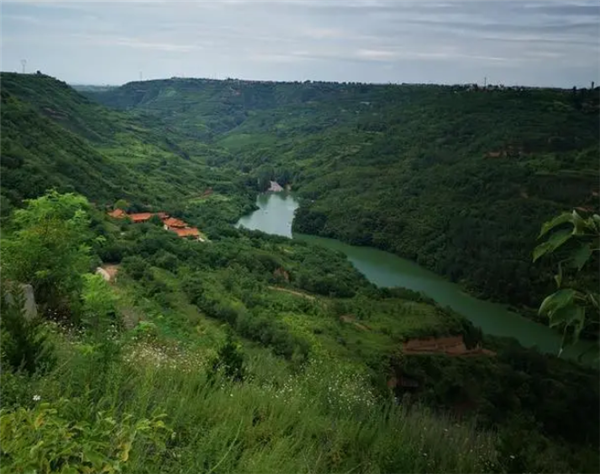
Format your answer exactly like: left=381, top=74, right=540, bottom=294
left=1, top=73, right=598, bottom=473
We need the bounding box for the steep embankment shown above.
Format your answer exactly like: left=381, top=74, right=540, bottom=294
left=85, top=79, right=600, bottom=310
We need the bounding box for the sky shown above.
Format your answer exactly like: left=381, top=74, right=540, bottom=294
left=1, top=0, right=599, bottom=87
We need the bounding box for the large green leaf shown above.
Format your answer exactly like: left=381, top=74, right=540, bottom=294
left=569, top=243, right=593, bottom=271
left=538, top=288, right=576, bottom=317
left=572, top=210, right=590, bottom=236
left=547, top=303, right=584, bottom=329
left=538, top=212, right=573, bottom=238
left=533, top=229, right=573, bottom=262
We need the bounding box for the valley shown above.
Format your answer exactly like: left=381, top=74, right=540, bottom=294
left=1, top=73, right=598, bottom=474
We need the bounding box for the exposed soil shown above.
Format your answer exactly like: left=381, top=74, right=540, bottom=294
left=402, top=335, right=495, bottom=357
left=102, top=264, right=120, bottom=282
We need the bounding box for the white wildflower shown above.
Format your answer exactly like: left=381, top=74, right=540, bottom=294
left=32, top=395, right=41, bottom=402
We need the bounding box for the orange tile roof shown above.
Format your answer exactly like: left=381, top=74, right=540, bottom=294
left=172, top=227, right=200, bottom=238
left=164, top=217, right=187, bottom=228
left=108, top=209, right=127, bottom=219
left=129, top=212, right=154, bottom=223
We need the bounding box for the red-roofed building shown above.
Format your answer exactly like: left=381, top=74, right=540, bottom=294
left=163, top=217, right=187, bottom=229
left=108, top=209, right=127, bottom=219
left=172, top=227, right=201, bottom=240
left=129, top=213, right=154, bottom=223
left=156, top=212, right=169, bottom=220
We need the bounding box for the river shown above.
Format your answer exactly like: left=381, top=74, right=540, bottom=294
left=237, top=192, right=594, bottom=360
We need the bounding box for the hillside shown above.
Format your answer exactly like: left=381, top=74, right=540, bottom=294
left=85, top=78, right=600, bottom=311
left=0, top=73, right=250, bottom=217
left=1, top=74, right=598, bottom=474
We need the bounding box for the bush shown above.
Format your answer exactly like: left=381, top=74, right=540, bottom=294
left=210, top=330, right=246, bottom=382
left=122, top=256, right=149, bottom=280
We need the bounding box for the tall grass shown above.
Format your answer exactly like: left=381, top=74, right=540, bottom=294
left=3, top=331, right=498, bottom=474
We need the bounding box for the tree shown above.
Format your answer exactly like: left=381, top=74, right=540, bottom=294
left=1, top=191, right=93, bottom=314
left=210, top=329, right=245, bottom=382
left=114, top=199, right=129, bottom=210
left=533, top=210, right=600, bottom=356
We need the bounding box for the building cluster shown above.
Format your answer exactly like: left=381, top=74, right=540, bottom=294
left=107, top=208, right=205, bottom=241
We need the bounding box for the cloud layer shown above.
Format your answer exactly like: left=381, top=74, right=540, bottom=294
left=1, top=0, right=598, bottom=86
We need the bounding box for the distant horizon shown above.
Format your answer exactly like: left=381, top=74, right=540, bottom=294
left=2, top=1, right=598, bottom=88
left=3, top=71, right=594, bottom=91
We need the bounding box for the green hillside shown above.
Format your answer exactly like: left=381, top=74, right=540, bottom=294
left=85, top=78, right=600, bottom=312
left=1, top=74, right=598, bottom=474
left=1, top=73, right=249, bottom=216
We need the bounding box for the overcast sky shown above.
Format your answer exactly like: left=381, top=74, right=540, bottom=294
left=1, top=0, right=599, bottom=87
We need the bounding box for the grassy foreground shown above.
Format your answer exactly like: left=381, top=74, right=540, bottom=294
left=1, top=321, right=496, bottom=474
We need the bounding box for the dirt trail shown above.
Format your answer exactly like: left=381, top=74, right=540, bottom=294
left=268, top=286, right=315, bottom=300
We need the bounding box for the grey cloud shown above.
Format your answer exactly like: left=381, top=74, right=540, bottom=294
left=1, top=0, right=598, bottom=86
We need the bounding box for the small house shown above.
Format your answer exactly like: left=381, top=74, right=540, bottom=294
left=172, top=227, right=203, bottom=241
left=128, top=212, right=154, bottom=223
left=108, top=209, right=127, bottom=219
left=163, top=217, right=187, bottom=229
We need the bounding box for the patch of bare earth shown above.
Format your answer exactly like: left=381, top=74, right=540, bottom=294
left=402, top=335, right=495, bottom=357
left=102, top=264, right=120, bottom=281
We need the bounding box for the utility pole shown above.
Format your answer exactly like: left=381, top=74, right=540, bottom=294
left=484, top=76, right=487, bottom=88
left=139, top=71, right=143, bottom=81
left=21, top=59, right=27, bottom=74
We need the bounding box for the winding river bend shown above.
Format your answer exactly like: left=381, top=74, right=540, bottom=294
left=237, top=193, right=593, bottom=360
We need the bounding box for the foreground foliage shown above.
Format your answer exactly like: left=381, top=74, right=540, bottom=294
left=1, top=192, right=598, bottom=474
left=534, top=209, right=600, bottom=354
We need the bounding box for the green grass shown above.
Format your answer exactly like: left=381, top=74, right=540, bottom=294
left=1, top=322, right=498, bottom=474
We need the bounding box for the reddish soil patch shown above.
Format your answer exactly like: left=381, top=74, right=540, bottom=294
left=403, top=335, right=495, bottom=357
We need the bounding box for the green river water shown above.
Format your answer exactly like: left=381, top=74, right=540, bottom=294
left=237, top=192, right=594, bottom=360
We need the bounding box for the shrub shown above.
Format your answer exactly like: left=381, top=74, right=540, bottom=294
left=210, top=330, right=246, bottom=382
left=0, top=399, right=173, bottom=474
left=122, top=256, right=149, bottom=280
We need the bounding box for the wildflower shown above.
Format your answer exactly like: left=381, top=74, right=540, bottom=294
left=33, top=395, right=41, bottom=402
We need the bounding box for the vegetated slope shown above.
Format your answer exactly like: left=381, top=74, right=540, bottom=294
left=4, top=189, right=598, bottom=473
left=1, top=76, right=599, bottom=472
left=0, top=73, right=246, bottom=215
left=86, top=79, right=600, bottom=311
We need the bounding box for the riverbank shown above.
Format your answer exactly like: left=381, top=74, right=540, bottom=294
left=237, top=192, right=596, bottom=362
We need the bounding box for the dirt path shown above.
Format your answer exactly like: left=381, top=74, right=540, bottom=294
left=268, top=286, right=315, bottom=300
